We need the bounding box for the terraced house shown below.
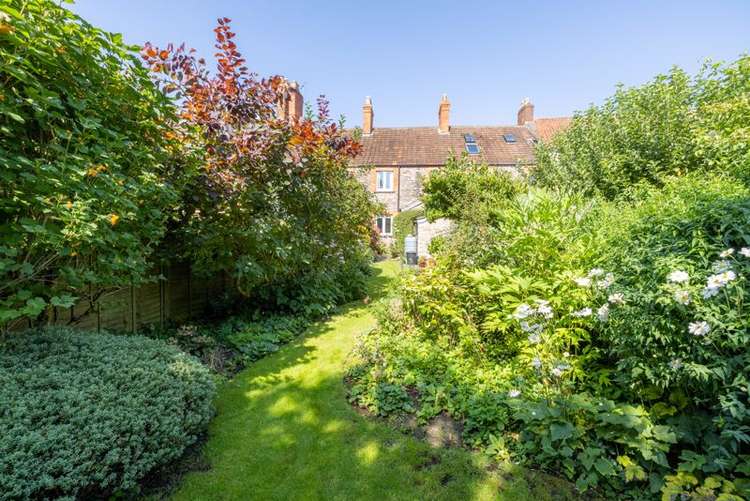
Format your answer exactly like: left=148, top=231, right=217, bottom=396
left=350, top=95, right=570, bottom=255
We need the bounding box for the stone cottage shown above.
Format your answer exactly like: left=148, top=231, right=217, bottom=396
left=349, top=95, right=570, bottom=256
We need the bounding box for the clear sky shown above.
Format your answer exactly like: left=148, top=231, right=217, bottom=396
left=70, top=0, right=749, bottom=128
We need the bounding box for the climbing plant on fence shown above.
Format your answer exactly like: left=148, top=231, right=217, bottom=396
left=0, top=0, right=179, bottom=329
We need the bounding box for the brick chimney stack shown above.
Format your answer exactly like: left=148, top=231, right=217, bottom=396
left=278, top=80, right=304, bottom=122
left=517, top=97, right=534, bottom=125
left=362, top=96, right=373, bottom=135
left=438, top=94, right=450, bottom=134
left=287, top=81, right=303, bottom=121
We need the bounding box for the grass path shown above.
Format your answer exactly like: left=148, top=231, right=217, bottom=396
left=172, top=260, right=573, bottom=501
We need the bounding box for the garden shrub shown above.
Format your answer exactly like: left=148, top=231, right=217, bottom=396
left=142, top=20, right=378, bottom=308
left=534, top=55, right=750, bottom=199
left=392, top=208, right=424, bottom=259
left=0, top=328, right=215, bottom=499
left=348, top=173, right=750, bottom=499
left=0, top=0, right=179, bottom=328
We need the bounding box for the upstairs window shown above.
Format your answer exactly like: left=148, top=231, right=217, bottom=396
left=376, top=170, right=393, bottom=191
left=503, top=133, right=516, bottom=143
left=464, top=133, right=480, bottom=155
left=376, top=215, right=393, bottom=236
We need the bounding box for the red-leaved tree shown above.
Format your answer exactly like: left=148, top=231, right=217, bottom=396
left=141, top=18, right=376, bottom=311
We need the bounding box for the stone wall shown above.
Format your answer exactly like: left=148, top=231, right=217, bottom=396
left=416, top=217, right=454, bottom=258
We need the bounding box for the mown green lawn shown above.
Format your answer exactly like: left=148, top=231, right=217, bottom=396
left=171, top=260, right=577, bottom=500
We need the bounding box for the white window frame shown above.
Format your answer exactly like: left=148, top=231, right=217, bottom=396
left=376, top=215, right=393, bottom=236
left=376, top=170, right=393, bottom=192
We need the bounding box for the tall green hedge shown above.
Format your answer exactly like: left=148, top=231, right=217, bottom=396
left=0, top=0, right=179, bottom=327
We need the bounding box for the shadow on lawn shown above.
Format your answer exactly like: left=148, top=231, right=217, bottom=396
left=169, top=261, right=578, bottom=500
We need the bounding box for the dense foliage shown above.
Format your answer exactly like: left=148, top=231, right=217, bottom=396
left=391, top=208, right=423, bottom=258
left=534, top=55, right=750, bottom=199
left=348, top=55, right=750, bottom=500
left=0, top=328, right=215, bottom=499
left=0, top=0, right=179, bottom=328
left=142, top=20, right=377, bottom=309
left=0, top=2, right=377, bottom=330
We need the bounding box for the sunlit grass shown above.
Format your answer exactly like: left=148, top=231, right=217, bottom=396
left=171, top=260, right=577, bottom=500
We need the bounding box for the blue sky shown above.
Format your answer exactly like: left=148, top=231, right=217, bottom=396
left=70, top=0, right=749, bottom=128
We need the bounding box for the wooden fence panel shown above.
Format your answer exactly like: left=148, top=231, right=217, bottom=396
left=5, top=262, right=229, bottom=334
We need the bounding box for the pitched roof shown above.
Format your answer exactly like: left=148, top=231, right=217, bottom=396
left=350, top=125, right=537, bottom=167
left=530, top=117, right=572, bottom=142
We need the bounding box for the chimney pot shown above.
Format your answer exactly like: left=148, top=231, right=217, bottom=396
left=438, top=94, right=450, bottom=134
left=517, top=97, right=534, bottom=125
left=362, top=96, right=374, bottom=135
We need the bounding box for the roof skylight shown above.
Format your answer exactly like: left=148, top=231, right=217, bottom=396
left=464, top=133, right=480, bottom=155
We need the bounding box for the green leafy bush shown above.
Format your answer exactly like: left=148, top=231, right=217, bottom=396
left=391, top=208, right=423, bottom=259
left=348, top=173, right=750, bottom=499
left=534, top=55, right=750, bottom=199
left=0, top=328, right=215, bottom=499
left=0, top=0, right=180, bottom=328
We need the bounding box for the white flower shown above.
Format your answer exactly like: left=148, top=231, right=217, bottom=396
left=527, top=333, right=542, bottom=344
left=0, top=12, right=10, bottom=23
left=667, top=270, right=690, bottom=283
left=702, top=287, right=719, bottom=299
left=712, top=260, right=733, bottom=273
left=705, top=270, right=736, bottom=293
left=536, top=304, right=553, bottom=319
left=563, top=351, right=570, bottom=358
left=669, top=358, right=683, bottom=370
left=520, top=321, right=543, bottom=334
left=574, top=277, right=591, bottom=287
left=673, top=290, right=690, bottom=305
left=597, top=304, right=609, bottom=322
left=513, top=303, right=535, bottom=320
left=721, top=270, right=737, bottom=283
left=587, top=268, right=605, bottom=278
left=508, top=389, right=521, bottom=398
left=740, top=248, right=750, bottom=258
left=720, top=248, right=735, bottom=258
left=688, top=321, right=710, bottom=337
left=531, top=357, right=542, bottom=369
left=551, top=363, right=570, bottom=377
left=571, top=307, right=592, bottom=318
left=597, top=273, right=615, bottom=288
left=608, top=293, right=625, bottom=305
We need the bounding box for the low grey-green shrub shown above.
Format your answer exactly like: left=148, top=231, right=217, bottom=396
left=0, top=328, right=215, bottom=500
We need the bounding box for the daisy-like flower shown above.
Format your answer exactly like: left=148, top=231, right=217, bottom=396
left=513, top=303, right=535, bottom=320
left=597, top=304, right=609, bottom=322
left=673, top=290, right=690, bottom=305
left=508, top=389, right=521, bottom=398
left=571, top=307, right=592, bottom=317
left=531, top=357, right=542, bottom=369
left=0, top=12, right=9, bottom=22
left=587, top=268, right=605, bottom=278
left=688, top=321, right=710, bottom=337
left=669, top=358, right=683, bottom=370
left=608, top=293, right=625, bottom=305
left=574, top=277, right=592, bottom=287
left=527, top=333, right=542, bottom=344
left=563, top=352, right=570, bottom=358
left=667, top=270, right=690, bottom=283
left=720, top=248, right=735, bottom=258
left=740, top=248, right=750, bottom=258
